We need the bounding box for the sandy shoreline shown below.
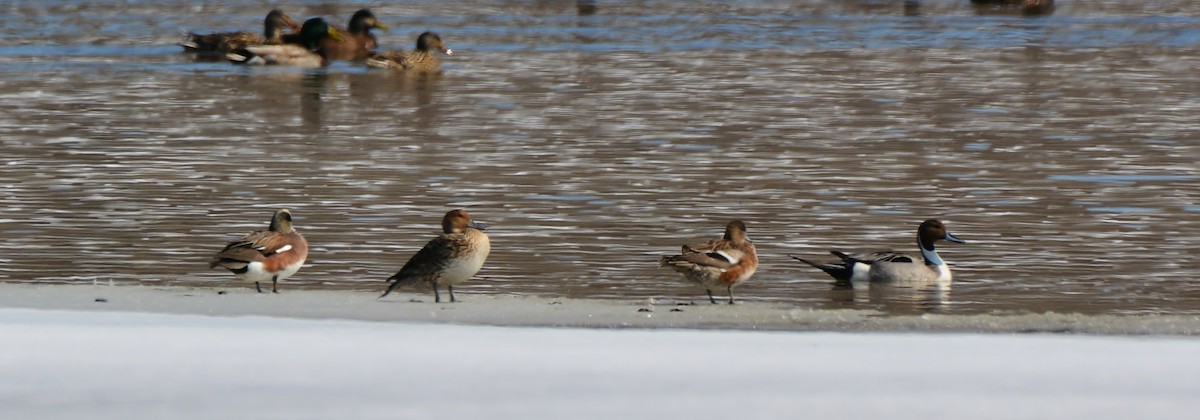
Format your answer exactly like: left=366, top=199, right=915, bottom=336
left=1, top=283, right=1197, bottom=335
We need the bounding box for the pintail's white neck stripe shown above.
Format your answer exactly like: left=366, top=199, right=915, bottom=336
left=921, top=246, right=944, bottom=267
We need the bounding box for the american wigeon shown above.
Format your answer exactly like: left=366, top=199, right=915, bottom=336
left=660, top=220, right=759, bottom=304
left=210, top=209, right=309, bottom=293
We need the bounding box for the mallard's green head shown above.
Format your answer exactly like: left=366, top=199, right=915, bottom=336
left=299, top=17, right=341, bottom=50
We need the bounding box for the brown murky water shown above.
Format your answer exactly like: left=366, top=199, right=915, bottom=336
left=1, top=0, right=1199, bottom=315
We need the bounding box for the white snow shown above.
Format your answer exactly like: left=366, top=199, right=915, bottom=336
left=1, top=308, right=1198, bottom=420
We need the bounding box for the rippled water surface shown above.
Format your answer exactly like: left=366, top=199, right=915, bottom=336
left=1, top=0, right=1199, bottom=315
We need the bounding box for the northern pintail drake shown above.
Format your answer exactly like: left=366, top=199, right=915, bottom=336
left=791, top=219, right=965, bottom=287
left=380, top=210, right=491, bottom=303
left=226, top=18, right=343, bottom=68
left=659, top=220, right=758, bottom=304
left=365, top=32, right=452, bottom=73
left=321, top=9, right=389, bottom=61
left=210, top=209, right=309, bottom=293
left=179, top=9, right=300, bottom=55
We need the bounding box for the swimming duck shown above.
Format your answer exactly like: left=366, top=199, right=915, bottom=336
left=319, top=9, right=389, bottom=61
left=970, top=0, right=1055, bottom=16
left=210, top=209, right=309, bottom=293
left=179, top=9, right=300, bottom=55
left=660, top=220, right=758, bottom=304
left=365, top=32, right=452, bottom=73
left=227, top=17, right=343, bottom=68
left=791, top=219, right=965, bottom=287
left=380, top=210, right=491, bottom=303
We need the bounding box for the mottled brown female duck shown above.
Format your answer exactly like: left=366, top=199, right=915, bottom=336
left=319, top=9, right=390, bottom=61
left=379, top=210, right=491, bottom=303
left=179, top=9, right=300, bottom=55
left=226, top=18, right=343, bottom=68
left=365, top=32, right=453, bottom=73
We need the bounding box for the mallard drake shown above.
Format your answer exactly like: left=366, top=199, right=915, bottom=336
left=210, top=209, right=309, bottom=294
left=379, top=210, right=491, bottom=303
left=659, top=220, right=759, bottom=304
left=318, top=9, right=389, bottom=61
left=179, top=9, right=300, bottom=55
left=227, top=17, right=343, bottom=68
left=791, top=219, right=966, bottom=287
left=365, top=32, right=452, bottom=73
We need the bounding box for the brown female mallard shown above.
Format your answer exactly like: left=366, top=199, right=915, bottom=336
left=365, top=32, right=453, bottom=73
left=319, top=9, right=390, bottom=61
left=179, top=9, right=300, bottom=55
left=226, top=18, right=343, bottom=68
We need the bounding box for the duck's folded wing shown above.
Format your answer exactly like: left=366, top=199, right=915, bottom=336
left=832, top=250, right=914, bottom=264
left=386, top=236, right=455, bottom=284
left=234, top=44, right=323, bottom=67
left=682, top=238, right=722, bottom=254
left=664, top=250, right=739, bottom=270
left=365, top=50, right=407, bottom=70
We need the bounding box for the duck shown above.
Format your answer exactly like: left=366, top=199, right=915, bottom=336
left=659, top=220, right=758, bottom=304
left=970, top=0, right=1055, bottom=16
left=380, top=210, right=491, bottom=303
left=319, top=9, right=390, bottom=61
left=365, top=32, right=453, bottom=73
left=210, top=209, right=309, bottom=293
left=179, top=9, right=300, bottom=55
left=227, top=17, right=343, bottom=68
left=791, top=219, right=965, bottom=287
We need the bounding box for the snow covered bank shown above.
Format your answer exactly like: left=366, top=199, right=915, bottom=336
left=1, top=283, right=1199, bottom=334
left=1, top=308, right=1198, bottom=420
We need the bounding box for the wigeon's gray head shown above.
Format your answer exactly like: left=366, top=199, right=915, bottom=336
left=724, top=220, right=748, bottom=241
left=918, top=219, right=965, bottom=250
left=443, top=209, right=485, bottom=234
left=269, top=209, right=295, bottom=233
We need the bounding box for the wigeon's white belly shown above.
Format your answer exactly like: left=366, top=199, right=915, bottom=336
left=237, top=259, right=305, bottom=283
